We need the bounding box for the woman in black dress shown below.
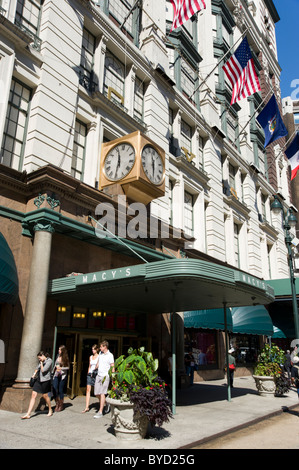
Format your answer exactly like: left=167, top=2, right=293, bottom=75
left=21, top=351, right=53, bottom=419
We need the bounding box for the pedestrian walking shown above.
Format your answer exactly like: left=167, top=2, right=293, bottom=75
left=52, top=345, right=70, bottom=412
left=93, top=341, right=114, bottom=419
left=21, top=351, right=53, bottom=419
left=225, top=348, right=236, bottom=388
left=284, top=350, right=292, bottom=379
left=185, top=350, right=195, bottom=385
left=291, top=355, right=299, bottom=398
left=82, top=344, right=99, bottom=413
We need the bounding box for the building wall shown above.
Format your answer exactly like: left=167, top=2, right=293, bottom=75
left=0, top=0, right=293, bottom=404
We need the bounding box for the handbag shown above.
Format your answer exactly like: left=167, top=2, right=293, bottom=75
left=229, top=364, right=236, bottom=370
left=29, top=371, right=38, bottom=387
left=91, top=368, right=98, bottom=379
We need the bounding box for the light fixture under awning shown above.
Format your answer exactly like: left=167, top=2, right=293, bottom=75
left=0, top=232, right=19, bottom=304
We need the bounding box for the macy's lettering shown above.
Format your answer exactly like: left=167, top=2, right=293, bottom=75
left=79, top=268, right=131, bottom=285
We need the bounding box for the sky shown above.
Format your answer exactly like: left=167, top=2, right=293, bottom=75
left=275, top=0, right=299, bottom=99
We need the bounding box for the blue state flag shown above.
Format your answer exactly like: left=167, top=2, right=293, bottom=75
left=256, top=94, right=288, bottom=148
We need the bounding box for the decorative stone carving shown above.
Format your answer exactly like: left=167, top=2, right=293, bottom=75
left=233, top=1, right=246, bottom=30
left=253, top=375, right=276, bottom=397
left=106, top=398, right=149, bottom=440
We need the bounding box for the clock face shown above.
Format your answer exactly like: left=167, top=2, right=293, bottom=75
left=104, top=143, right=136, bottom=181
left=141, top=145, right=164, bottom=185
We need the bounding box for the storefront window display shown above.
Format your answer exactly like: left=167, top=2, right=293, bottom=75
left=230, top=334, right=259, bottom=365
left=184, top=329, right=217, bottom=368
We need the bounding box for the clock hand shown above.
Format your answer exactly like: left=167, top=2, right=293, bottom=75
left=152, top=155, right=155, bottom=178
left=115, top=148, right=121, bottom=178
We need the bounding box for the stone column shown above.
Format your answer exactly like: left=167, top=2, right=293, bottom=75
left=14, top=222, right=54, bottom=387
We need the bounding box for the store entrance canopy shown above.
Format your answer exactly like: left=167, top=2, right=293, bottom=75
left=49, top=258, right=275, bottom=411
left=48, top=258, right=275, bottom=313
left=0, top=232, right=18, bottom=304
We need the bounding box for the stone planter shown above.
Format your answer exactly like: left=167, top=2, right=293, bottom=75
left=106, top=397, right=149, bottom=440
left=253, top=375, right=276, bottom=397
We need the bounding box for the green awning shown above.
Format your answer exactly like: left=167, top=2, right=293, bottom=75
left=271, top=326, right=287, bottom=339
left=0, top=232, right=18, bottom=304
left=184, top=308, right=233, bottom=331
left=231, top=305, right=274, bottom=336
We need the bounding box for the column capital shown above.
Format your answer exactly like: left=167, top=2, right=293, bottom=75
left=33, top=221, right=55, bottom=233
left=22, top=208, right=61, bottom=237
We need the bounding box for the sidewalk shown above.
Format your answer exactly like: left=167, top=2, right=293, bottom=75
left=0, top=376, right=298, bottom=449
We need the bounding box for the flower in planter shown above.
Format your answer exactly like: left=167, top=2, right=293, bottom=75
left=108, top=347, right=172, bottom=427
left=254, top=344, right=285, bottom=378
left=254, top=344, right=290, bottom=395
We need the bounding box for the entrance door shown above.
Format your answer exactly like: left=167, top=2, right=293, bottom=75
left=55, top=332, right=123, bottom=397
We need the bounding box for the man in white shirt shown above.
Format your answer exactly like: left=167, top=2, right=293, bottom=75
left=94, top=340, right=114, bottom=418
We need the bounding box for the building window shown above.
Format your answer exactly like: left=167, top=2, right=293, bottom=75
left=226, top=110, right=238, bottom=144
left=229, top=163, right=236, bottom=190
left=169, top=180, right=174, bottom=225
left=181, top=119, right=192, bottom=153
left=79, top=27, right=96, bottom=91
left=15, top=0, right=43, bottom=35
left=230, top=334, right=259, bottom=365
left=181, top=56, right=197, bottom=103
left=0, top=79, right=31, bottom=171
left=234, top=223, right=240, bottom=268
left=104, top=50, right=125, bottom=107
left=198, top=136, right=204, bottom=170
left=169, top=107, right=178, bottom=156
left=71, top=120, right=87, bottom=180
left=185, top=329, right=218, bottom=368
left=261, top=193, right=267, bottom=222
left=184, top=191, right=194, bottom=236
left=106, top=0, right=140, bottom=43
left=133, top=76, right=144, bottom=123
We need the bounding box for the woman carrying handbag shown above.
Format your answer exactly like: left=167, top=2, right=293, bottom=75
left=21, top=351, right=53, bottom=419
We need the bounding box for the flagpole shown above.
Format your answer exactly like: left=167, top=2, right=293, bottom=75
left=189, top=27, right=251, bottom=101
left=119, top=0, right=140, bottom=30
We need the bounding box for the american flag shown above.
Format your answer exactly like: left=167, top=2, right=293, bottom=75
left=170, top=0, right=206, bottom=32
left=222, top=37, right=261, bottom=105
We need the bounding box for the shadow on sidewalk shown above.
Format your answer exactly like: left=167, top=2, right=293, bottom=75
left=176, top=382, right=258, bottom=406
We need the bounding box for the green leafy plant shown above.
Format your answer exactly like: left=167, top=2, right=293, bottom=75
left=108, top=347, right=172, bottom=427
left=275, top=371, right=291, bottom=396
left=254, top=344, right=286, bottom=378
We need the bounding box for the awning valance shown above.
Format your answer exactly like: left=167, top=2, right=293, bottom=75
left=183, top=305, right=274, bottom=336
left=184, top=308, right=233, bottom=331
left=0, top=232, right=18, bottom=304
left=231, top=305, right=274, bottom=336
left=48, top=258, right=275, bottom=314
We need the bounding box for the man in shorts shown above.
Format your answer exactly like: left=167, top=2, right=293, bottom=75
left=94, top=340, right=114, bottom=418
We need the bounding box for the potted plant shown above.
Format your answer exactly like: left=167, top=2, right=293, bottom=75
left=253, top=344, right=289, bottom=397
left=106, top=347, right=172, bottom=440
